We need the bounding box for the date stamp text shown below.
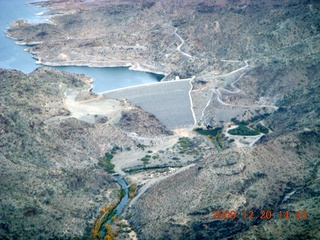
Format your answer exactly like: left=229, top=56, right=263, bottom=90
left=212, top=210, right=308, bottom=220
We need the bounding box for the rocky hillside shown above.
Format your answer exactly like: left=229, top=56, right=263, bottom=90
left=116, top=107, right=173, bottom=137
left=129, top=129, right=320, bottom=239
left=123, top=0, right=320, bottom=239
left=6, top=0, right=319, bottom=79
left=128, top=56, right=320, bottom=239
left=0, top=68, right=132, bottom=239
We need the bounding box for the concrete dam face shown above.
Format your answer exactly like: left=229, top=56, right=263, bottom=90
left=103, top=80, right=195, bottom=129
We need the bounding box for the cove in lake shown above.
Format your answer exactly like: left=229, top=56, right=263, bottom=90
left=54, top=66, right=164, bottom=93
left=0, top=0, right=47, bottom=73
left=0, top=0, right=163, bottom=93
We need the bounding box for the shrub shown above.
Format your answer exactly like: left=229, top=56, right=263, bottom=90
left=177, top=137, right=192, bottom=148
left=105, top=224, right=114, bottom=240
left=128, top=183, right=137, bottom=199
left=98, top=153, right=115, bottom=173
left=111, top=145, right=122, bottom=154
left=137, top=143, right=146, bottom=150
left=140, top=155, right=151, bottom=165
left=195, top=127, right=222, bottom=137
left=231, top=117, right=249, bottom=126
left=228, top=125, right=260, bottom=136
left=255, top=123, right=269, bottom=134
left=105, top=153, right=114, bottom=161
left=175, top=137, right=200, bottom=155
left=152, top=155, right=159, bottom=159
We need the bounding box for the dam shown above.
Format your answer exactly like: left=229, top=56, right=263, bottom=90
left=1, top=0, right=195, bottom=130
left=102, top=79, right=195, bottom=129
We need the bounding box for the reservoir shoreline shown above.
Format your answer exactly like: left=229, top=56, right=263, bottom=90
left=2, top=1, right=165, bottom=93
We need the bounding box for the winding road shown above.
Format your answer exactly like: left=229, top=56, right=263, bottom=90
left=173, top=27, right=192, bottom=58
left=200, top=61, right=278, bottom=122
left=213, top=88, right=279, bottom=110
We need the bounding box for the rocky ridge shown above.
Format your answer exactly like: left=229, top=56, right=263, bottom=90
left=0, top=67, right=174, bottom=239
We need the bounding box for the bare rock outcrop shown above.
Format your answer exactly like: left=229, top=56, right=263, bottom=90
left=117, top=107, right=173, bottom=137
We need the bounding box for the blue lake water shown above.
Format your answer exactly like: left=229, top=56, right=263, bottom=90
left=0, top=0, right=47, bottom=73
left=0, top=0, right=163, bottom=93
left=54, top=66, right=163, bottom=92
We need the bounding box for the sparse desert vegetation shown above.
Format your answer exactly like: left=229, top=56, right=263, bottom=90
left=1, top=0, right=319, bottom=239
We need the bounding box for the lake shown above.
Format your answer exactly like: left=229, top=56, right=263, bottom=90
left=54, top=66, right=163, bottom=92
left=0, top=0, right=163, bottom=93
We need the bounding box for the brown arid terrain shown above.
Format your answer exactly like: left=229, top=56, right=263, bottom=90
left=2, top=0, right=320, bottom=239
left=0, top=67, right=176, bottom=239
left=0, top=68, right=119, bottom=239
